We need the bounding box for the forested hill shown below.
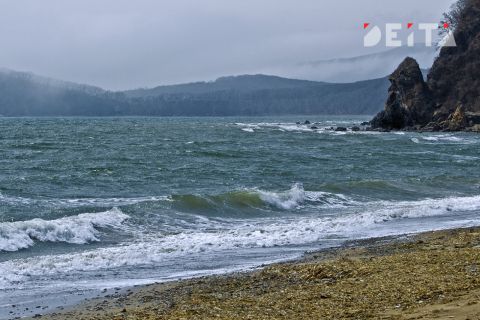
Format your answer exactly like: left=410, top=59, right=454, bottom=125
left=124, top=75, right=327, bottom=97
left=0, top=69, right=128, bottom=116
left=0, top=70, right=389, bottom=116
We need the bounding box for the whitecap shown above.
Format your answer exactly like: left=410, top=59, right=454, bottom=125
left=2, top=193, right=480, bottom=289
left=257, top=183, right=306, bottom=210
left=0, top=194, right=169, bottom=208
left=0, top=208, right=129, bottom=252
left=256, top=183, right=353, bottom=210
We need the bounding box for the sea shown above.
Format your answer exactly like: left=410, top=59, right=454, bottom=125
left=1, top=116, right=480, bottom=318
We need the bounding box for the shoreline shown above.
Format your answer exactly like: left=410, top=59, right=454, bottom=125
left=27, top=226, right=480, bottom=319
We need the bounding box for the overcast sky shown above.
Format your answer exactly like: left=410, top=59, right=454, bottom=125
left=0, top=0, right=455, bottom=90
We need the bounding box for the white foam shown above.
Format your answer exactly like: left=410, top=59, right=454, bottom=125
left=256, top=183, right=352, bottom=210
left=0, top=194, right=169, bottom=207
left=2, top=193, right=479, bottom=289
left=257, top=183, right=306, bottom=210
left=234, top=121, right=388, bottom=135
left=235, top=122, right=314, bottom=133
left=418, top=134, right=473, bottom=144
left=0, top=208, right=129, bottom=252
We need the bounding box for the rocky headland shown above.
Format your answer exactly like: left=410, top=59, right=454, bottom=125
left=371, top=0, right=480, bottom=132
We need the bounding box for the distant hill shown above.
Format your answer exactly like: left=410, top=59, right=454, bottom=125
left=0, top=70, right=389, bottom=116
left=0, top=69, right=128, bottom=116
left=0, top=68, right=106, bottom=96
left=125, top=74, right=327, bottom=98
left=268, top=46, right=437, bottom=83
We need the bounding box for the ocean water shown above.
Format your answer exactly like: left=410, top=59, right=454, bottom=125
left=1, top=116, right=480, bottom=317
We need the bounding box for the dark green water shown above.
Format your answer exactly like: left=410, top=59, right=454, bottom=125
left=1, top=116, right=479, bottom=317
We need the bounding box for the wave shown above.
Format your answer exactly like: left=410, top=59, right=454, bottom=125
left=257, top=183, right=352, bottom=210
left=422, top=134, right=464, bottom=142
left=233, top=122, right=383, bottom=135
left=0, top=185, right=351, bottom=223
left=2, top=193, right=479, bottom=289
left=171, top=184, right=353, bottom=211
left=0, top=193, right=169, bottom=208
left=0, top=208, right=129, bottom=252
left=411, top=134, right=476, bottom=145
left=234, top=122, right=318, bottom=133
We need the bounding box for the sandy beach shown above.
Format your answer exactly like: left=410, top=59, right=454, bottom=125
left=26, top=226, right=480, bottom=320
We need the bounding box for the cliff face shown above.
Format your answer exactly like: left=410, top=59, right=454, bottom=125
left=371, top=0, right=480, bottom=131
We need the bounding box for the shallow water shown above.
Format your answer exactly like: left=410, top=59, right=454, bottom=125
left=1, top=116, right=480, bottom=318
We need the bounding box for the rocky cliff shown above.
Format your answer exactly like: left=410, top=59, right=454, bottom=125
left=371, top=0, right=480, bottom=131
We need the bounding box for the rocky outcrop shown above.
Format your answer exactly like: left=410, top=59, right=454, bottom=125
left=371, top=0, right=480, bottom=131
left=445, top=105, right=468, bottom=130
left=371, top=57, right=434, bottom=130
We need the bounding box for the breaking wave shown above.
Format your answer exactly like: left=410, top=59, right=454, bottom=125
left=170, top=183, right=353, bottom=211
left=1, top=193, right=480, bottom=289
left=0, top=208, right=129, bottom=252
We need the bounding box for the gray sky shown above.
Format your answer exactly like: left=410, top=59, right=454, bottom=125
left=0, top=0, right=455, bottom=90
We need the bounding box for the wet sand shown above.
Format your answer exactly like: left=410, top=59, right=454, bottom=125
left=28, top=227, right=480, bottom=319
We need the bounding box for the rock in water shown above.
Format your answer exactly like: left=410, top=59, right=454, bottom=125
left=371, top=57, right=434, bottom=130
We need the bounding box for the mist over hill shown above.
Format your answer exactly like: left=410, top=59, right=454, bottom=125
left=0, top=69, right=389, bottom=117
left=1, top=46, right=434, bottom=117
left=124, top=75, right=389, bottom=116
left=267, top=46, right=437, bottom=83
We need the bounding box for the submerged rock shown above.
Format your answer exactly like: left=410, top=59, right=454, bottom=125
left=335, top=127, right=347, bottom=131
